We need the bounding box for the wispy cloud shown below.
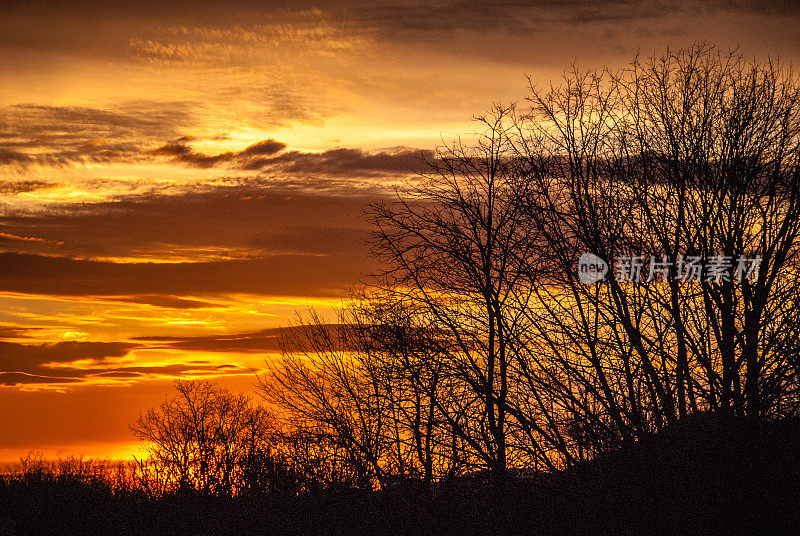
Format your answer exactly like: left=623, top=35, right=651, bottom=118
left=0, top=102, right=197, bottom=170
left=128, top=10, right=373, bottom=66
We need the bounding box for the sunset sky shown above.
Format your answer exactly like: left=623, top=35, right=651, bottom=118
left=1, top=0, right=799, bottom=462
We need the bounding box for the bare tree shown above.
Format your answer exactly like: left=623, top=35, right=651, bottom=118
left=367, top=106, right=553, bottom=478
left=515, top=44, right=800, bottom=456
left=260, top=312, right=395, bottom=489
left=347, top=290, right=469, bottom=485
left=131, top=380, right=272, bottom=495
left=260, top=302, right=466, bottom=489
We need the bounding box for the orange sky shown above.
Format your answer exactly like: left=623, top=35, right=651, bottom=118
left=1, top=0, right=799, bottom=463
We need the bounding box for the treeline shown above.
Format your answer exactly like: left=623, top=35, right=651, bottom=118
left=1, top=383, right=356, bottom=499
left=2, top=454, right=135, bottom=492
left=6, top=414, right=800, bottom=535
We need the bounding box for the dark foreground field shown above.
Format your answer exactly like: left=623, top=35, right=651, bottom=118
left=2, top=415, right=799, bottom=536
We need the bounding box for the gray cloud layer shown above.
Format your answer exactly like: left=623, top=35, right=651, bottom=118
left=0, top=183, right=382, bottom=297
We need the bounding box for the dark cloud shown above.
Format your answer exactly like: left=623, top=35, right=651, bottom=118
left=7, top=1, right=796, bottom=40
left=92, top=371, right=145, bottom=378
left=111, top=295, right=224, bottom=309
left=133, top=327, right=287, bottom=353
left=0, top=182, right=379, bottom=300
left=0, top=323, right=363, bottom=387
left=0, top=373, right=82, bottom=386
left=151, top=137, right=232, bottom=168
left=0, top=250, right=370, bottom=298
left=0, top=180, right=59, bottom=194
left=0, top=340, right=135, bottom=364
left=0, top=105, right=423, bottom=176
left=152, top=136, right=287, bottom=168
left=0, top=103, right=193, bottom=141
left=0, top=149, right=34, bottom=166
left=338, top=0, right=800, bottom=39
left=134, top=323, right=365, bottom=354
left=0, top=365, right=251, bottom=387
left=242, top=147, right=431, bottom=176
left=0, top=182, right=376, bottom=257
left=0, top=338, right=254, bottom=387
left=2, top=0, right=799, bottom=79
left=80, top=363, right=249, bottom=378
left=334, top=0, right=800, bottom=69
left=238, top=139, right=288, bottom=156
left=0, top=324, right=41, bottom=339
left=150, top=136, right=428, bottom=177
left=0, top=340, right=136, bottom=377
left=342, top=1, right=659, bottom=35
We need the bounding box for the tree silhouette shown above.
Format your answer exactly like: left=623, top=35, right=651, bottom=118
left=367, top=106, right=542, bottom=479
left=516, top=45, right=800, bottom=457
left=131, top=380, right=273, bottom=495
